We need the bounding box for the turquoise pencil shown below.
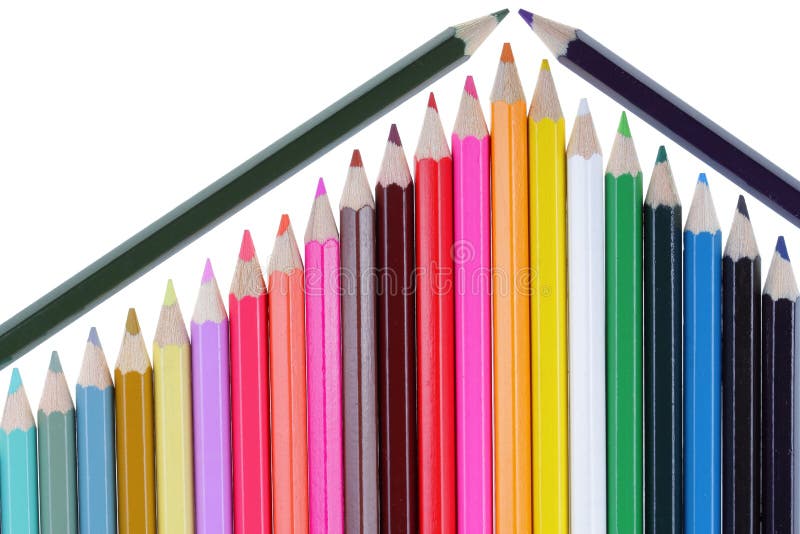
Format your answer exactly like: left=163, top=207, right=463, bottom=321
left=0, top=368, right=39, bottom=533
left=77, top=328, right=117, bottom=533
left=684, top=174, right=722, bottom=534
left=38, top=351, right=78, bottom=534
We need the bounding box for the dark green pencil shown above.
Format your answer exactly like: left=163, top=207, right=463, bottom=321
left=0, top=9, right=507, bottom=367
left=644, top=146, right=682, bottom=534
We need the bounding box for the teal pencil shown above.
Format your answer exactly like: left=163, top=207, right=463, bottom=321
left=0, top=368, right=39, bottom=533
left=77, top=328, right=117, bottom=533
left=38, top=352, right=78, bottom=534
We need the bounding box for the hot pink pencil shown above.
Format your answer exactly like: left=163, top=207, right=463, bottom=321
left=304, top=178, right=344, bottom=534
left=452, top=76, right=493, bottom=533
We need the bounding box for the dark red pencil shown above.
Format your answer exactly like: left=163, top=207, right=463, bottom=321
left=414, top=93, right=456, bottom=533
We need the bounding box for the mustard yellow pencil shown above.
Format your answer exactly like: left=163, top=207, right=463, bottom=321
left=528, top=59, right=568, bottom=534
left=153, top=280, right=195, bottom=534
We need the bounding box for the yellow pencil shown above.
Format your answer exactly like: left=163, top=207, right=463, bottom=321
left=528, top=59, right=568, bottom=533
left=153, top=280, right=195, bottom=533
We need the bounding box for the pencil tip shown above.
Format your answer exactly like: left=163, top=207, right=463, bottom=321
left=49, top=351, right=63, bottom=373
left=518, top=8, right=534, bottom=26
left=349, top=149, right=363, bottom=168
left=493, top=8, right=510, bottom=22
left=201, top=258, right=215, bottom=283
left=239, top=230, right=256, bottom=261
left=464, top=75, right=478, bottom=98
left=388, top=124, right=402, bottom=146
left=427, top=92, right=438, bottom=111
left=9, top=368, right=22, bottom=394
left=777, top=236, right=790, bottom=261
left=277, top=214, right=290, bottom=236
left=655, top=145, right=668, bottom=164
left=698, top=172, right=708, bottom=185
left=163, top=279, right=178, bottom=306
left=576, top=98, right=590, bottom=116
left=315, top=177, right=327, bottom=198
left=540, top=59, right=550, bottom=71
left=736, top=195, right=750, bottom=219
left=87, top=327, right=102, bottom=348
left=500, top=42, right=514, bottom=63
left=125, top=308, right=141, bottom=335
left=617, top=111, right=631, bottom=138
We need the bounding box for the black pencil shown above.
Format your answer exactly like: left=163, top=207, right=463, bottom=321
left=722, top=196, right=761, bottom=534
left=518, top=9, right=800, bottom=229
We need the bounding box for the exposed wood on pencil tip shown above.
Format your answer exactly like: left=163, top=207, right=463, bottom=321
left=725, top=197, right=758, bottom=261
left=268, top=218, right=304, bottom=276
left=305, top=180, right=339, bottom=244
left=529, top=58, right=563, bottom=121
left=193, top=260, right=227, bottom=325
left=520, top=11, right=576, bottom=57
left=685, top=174, right=721, bottom=234
left=454, top=76, right=488, bottom=139
left=117, top=310, right=151, bottom=374
left=341, top=154, right=375, bottom=212
left=378, top=126, right=413, bottom=188
left=79, top=329, right=113, bottom=389
left=2, top=368, right=34, bottom=432
left=415, top=93, right=451, bottom=161
left=454, top=11, right=508, bottom=56
left=40, top=351, right=73, bottom=415
left=567, top=99, right=600, bottom=159
left=349, top=149, right=363, bottom=168
left=518, top=9, right=533, bottom=26
left=155, top=285, right=189, bottom=347
left=239, top=229, right=257, bottom=261
left=125, top=308, right=141, bottom=335
left=231, top=233, right=266, bottom=300
left=645, top=147, right=680, bottom=209
left=765, top=236, right=799, bottom=300
left=606, top=114, right=641, bottom=178
left=491, top=43, right=525, bottom=104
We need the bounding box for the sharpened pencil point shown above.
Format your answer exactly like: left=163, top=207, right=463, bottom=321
left=617, top=112, right=631, bottom=138
left=776, top=236, right=790, bottom=261
left=163, top=279, right=178, bottom=306
left=278, top=214, right=290, bottom=236
left=698, top=172, right=708, bottom=184
left=577, top=98, right=590, bottom=116
left=125, top=308, right=141, bottom=335
left=9, top=368, right=22, bottom=394
left=493, top=9, right=509, bottom=22
left=540, top=59, right=550, bottom=71
left=49, top=351, right=63, bottom=373
left=427, top=92, right=438, bottom=111
left=315, top=177, right=327, bottom=198
left=518, top=8, right=534, bottom=26
left=350, top=149, right=363, bottom=168
left=239, top=230, right=256, bottom=261
left=201, top=258, right=215, bottom=283
left=736, top=195, right=750, bottom=219
left=464, top=76, right=478, bottom=98
left=388, top=124, right=402, bottom=146
left=87, top=326, right=102, bottom=347
left=500, top=42, right=514, bottom=62
left=656, top=145, right=668, bottom=164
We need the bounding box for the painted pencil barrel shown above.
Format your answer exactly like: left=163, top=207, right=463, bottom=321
left=0, top=426, right=39, bottom=533
left=77, top=383, right=117, bottom=533
left=38, top=406, right=78, bottom=534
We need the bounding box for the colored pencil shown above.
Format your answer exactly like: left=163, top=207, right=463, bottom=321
left=684, top=174, right=722, bottom=534
left=452, top=75, right=492, bottom=533
left=305, top=178, right=344, bottom=534
left=376, top=124, right=418, bottom=534
left=518, top=9, right=800, bottom=229
left=605, top=111, right=643, bottom=533
left=339, top=151, right=378, bottom=534
left=37, top=351, right=78, bottom=534
left=229, top=230, right=272, bottom=532
left=77, top=328, right=117, bottom=533
left=114, top=309, right=156, bottom=534
left=0, top=9, right=508, bottom=367
left=153, top=280, right=195, bottom=533
left=644, top=146, right=683, bottom=534
left=414, top=92, right=456, bottom=534
left=269, top=215, right=310, bottom=534
left=191, top=260, right=232, bottom=534
left=490, top=43, right=532, bottom=533
left=0, top=368, right=38, bottom=533
left=722, top=196, right=760, bottom=534
left=566, top=98, right=606, bottom=533
left=762, top=236, right=797, bottom=533
left=528, top=58, right=568, bottom=534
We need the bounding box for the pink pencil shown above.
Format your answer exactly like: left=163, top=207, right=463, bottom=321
left=304, top=178, right=344, bottom=534
left=452, top=76, right=493, bottom=533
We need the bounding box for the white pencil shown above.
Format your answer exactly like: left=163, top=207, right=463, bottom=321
left=566, top=98, right=606, bottom=533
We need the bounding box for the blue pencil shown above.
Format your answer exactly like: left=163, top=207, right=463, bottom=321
left=684, top=173, right=722, bottom=534
left=77, top=328, right=117, bottom=533
left=0, top=368, right=39, bottom=534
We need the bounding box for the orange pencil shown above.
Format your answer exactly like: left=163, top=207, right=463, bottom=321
left=268, top=215, right=310, bottom=534
left=490, top=42, right=532, bottom=533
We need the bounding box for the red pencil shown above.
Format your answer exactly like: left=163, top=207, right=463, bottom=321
left=229, top=230, right=271, bottom=532
left=414, top=93, right=456, bottom=533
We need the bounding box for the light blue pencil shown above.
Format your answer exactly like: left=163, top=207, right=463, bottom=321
left=684, top=173, right=722, bottom=534
left=0, top=368, right=39, bottom=533
left=77, top=328, right=117, bottom=533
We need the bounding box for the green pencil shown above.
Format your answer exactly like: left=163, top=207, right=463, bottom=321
left=0, top=9, right=508, bottom=368
left=606, top=111, right=643, bottom=534
left=38, top=352, right=78, bottom=534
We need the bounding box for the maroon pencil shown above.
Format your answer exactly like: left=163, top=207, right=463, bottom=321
left=377, top=124, right=418, bottom=534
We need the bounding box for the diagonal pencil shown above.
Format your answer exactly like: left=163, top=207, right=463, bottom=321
left=0, top=9, right=508, bottom=368
left=518, top=9, right=800, bottom=229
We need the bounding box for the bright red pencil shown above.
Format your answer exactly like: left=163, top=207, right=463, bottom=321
left=229, top=230, right=271, bottom=532
left=414, top=92, right=456, bottom=533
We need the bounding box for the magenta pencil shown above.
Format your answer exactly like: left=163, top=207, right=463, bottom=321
left=305, top=178, right=344, bottom=534
left=190, top=259, right=232, bottom=534
left=452, top=75, right=493, bottom=532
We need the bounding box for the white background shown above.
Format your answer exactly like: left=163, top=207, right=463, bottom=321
left=1, top=0, right=798, bottom=404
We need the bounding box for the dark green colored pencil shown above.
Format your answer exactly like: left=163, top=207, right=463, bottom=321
left=0, top=9, right=507, bottom=367
left=644, top=146, right=682, bottom=534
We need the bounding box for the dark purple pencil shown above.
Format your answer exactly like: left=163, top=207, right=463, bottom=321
left=191, top=259, right=232, bottom=534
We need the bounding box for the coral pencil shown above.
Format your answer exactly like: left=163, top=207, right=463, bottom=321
left=38, top=351, right=78, bottom=534
left=229, top=230, right=272, bottom=532
left=340, top=151, right=379, bottom=534
left=684, top=174, right=722, bottom=534
left=191, top=260, right=232, bottom=534
left=114, top=309, right=156, bottom=534
left=77, top=328, right=117, bottom=534
left=305, top=178, right=344, bottom=534
left=377, top=125, right=418, bottom=534
left=452, top=75, right=492, bottom=534
left=528, top=59, right=568, bottom=534
left=269, top=215, right=310, bottom=534
left=566, top=99, right=606, bottom=533
left=490, top=43, right=531, bottom=533
left=415, top=92, right=456, bottom=534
